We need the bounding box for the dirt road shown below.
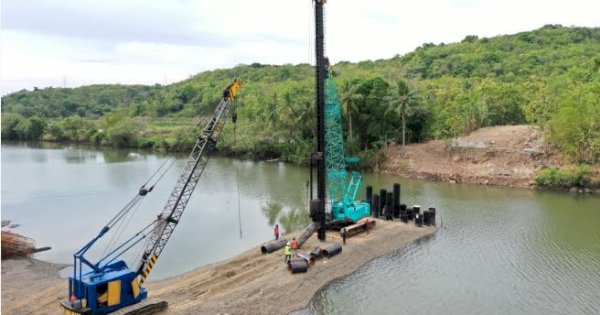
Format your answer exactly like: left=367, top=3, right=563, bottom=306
left=1, top=219, right=434, bottom=315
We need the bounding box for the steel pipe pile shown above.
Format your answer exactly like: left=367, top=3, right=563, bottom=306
left=372, top=194, right=380, bottom=218
left=386, top=192, right=394, bottom=220
left=288, top=258, right=309, bottom=273
left=260, top=239, right=288, bottom=254
left=393, top=183, right=401, bottom=218
left=297, top=223, right=317, bottom=248
left=379, top=189, right=387, bottom=216
left=322, top=243, right=343, bottom=258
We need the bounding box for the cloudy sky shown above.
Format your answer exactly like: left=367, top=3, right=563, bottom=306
left=1, top=0, right=599, bottom=95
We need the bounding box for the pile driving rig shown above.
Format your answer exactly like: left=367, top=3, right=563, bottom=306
left=60, top=79, right=242, bottom=315
left=309, top=0, right=370, bottom=241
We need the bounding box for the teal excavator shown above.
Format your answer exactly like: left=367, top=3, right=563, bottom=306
left=309, top=0, right=371, bottom=241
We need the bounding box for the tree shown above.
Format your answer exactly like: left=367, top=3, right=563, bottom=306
left=386, top=80, right=422, bottom=146
left=339, top=80, right=363, bottom=147
left=1, top=113, right=24, bottom=139
left=106, top=118, right=141, bottom=147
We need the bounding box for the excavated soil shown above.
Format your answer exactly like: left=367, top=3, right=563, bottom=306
left=383, top=125, right=565, bottom=187
left=1, top=220, right=434, bottom=315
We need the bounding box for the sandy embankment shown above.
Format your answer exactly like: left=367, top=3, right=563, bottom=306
left=1, top=219, right=434, bottom=315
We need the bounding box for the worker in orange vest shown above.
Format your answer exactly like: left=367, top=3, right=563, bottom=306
left=290, top=238, right=298, bottom=257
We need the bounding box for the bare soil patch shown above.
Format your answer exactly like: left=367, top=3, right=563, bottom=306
left=383, top=125, right=573, bottom=187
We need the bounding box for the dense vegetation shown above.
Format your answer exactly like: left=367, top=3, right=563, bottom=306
left=3, top=25, right=600, bottom=168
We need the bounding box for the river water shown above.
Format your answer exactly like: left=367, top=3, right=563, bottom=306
left=2, top=143, right=599, bottom=314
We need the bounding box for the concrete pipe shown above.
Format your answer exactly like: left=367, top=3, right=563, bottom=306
left=288, top=258, right=309, bottom=273
left=260, top=239, right=288, bottom=254
left=322, top=243, right=343, bottom=258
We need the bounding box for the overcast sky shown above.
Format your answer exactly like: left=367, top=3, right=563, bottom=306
left=1, top=0, right=599, bottom=95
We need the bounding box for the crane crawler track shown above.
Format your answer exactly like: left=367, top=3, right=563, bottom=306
left=109, top=299, right=167, bottom=315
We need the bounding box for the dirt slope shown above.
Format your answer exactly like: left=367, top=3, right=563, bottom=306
left=382, top=125, right=563, bottom=187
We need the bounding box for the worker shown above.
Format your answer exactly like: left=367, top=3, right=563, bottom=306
left=274, top=224, right=280, bottom=240
left=284, top=242, right=291, bottom=264
left=341, top=228, right=347, bottom=245
left=70, top=293, right=77, bottom=307
left=290, top=238, right=298, bottom=257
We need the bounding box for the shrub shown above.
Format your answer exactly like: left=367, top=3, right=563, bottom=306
left=534, top=165, right=592, bottom=188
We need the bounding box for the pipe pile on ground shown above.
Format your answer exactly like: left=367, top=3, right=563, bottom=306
left=309, top=246, right=322, bottom=259
left=340, top=219, right=376, bottom=238
left=322, top=243, right=342, bottom=258
left=296, top=223, right=316, bottom=248
left=1, top=231, right=36, bottom=260
left=297, top=252, right=315, bottom=266
left=260, top=239, right=288, bottom=254
left=288, top=258, right=309, bottom=273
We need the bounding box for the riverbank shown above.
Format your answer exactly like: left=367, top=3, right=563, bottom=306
left=382, top=125, right=600, bottom=192
left=1, top=219, right=434, bottom=315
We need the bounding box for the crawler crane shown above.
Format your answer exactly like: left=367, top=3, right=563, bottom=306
left=60, top=79, right=242, bottom=315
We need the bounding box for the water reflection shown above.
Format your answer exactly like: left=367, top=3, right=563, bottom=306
left=259, top=200, right=310, bottom=235
left=303, top=175, right=600, bottom=315
left=279, top=208, right=311, bottom=235
left=261, top=200, right=283, bottom=226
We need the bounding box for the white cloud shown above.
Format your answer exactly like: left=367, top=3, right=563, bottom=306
left=1, top=0, right=599, bottom=95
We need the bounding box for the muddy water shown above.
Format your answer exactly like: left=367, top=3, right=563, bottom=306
left=298, top=176, right=600, bottom=314
left=2, top=143, right=600, bottom=314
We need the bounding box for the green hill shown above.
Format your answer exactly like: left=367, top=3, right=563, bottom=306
left=2, top=25, right=600, bottom=164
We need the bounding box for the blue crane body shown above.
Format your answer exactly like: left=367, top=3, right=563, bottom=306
left=60, top=79, right=242, bottom=315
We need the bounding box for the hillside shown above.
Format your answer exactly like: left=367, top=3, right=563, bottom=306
left=2, top=25, right=600, bottom=168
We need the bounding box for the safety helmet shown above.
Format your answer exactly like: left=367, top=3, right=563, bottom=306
left=286, top=242, right=290, bottom=246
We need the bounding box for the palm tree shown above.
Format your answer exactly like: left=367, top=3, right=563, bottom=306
left=386, top=80, right=421, bottom=146
left=340, top=81, right=363, bottom=147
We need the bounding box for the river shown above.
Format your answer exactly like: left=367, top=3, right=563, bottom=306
left=2, top=143, right=599, bottom=314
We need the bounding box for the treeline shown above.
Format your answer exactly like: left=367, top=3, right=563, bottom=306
left=2, top=25, right=600, bottom=165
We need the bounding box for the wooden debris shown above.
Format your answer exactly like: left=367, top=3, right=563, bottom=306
left=2, top=231, right=37, bottom=260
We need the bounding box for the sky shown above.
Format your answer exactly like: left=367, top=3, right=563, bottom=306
left=1, top=0, right=599, bottom=95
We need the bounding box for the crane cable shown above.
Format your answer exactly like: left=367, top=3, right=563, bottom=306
left=233, top=111, right=243, bottom=239
left=101, top=156, right=176, bottom=257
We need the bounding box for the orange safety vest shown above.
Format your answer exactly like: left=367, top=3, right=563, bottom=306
left=291, top=240, right=298, bottom=249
